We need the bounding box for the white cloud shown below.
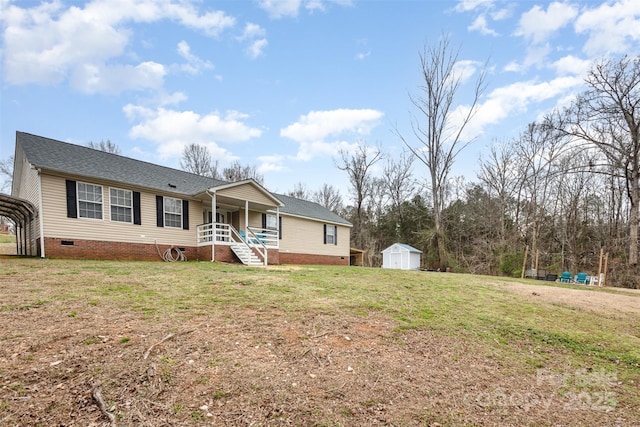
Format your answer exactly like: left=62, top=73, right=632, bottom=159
left=237, top=23, right=268, bottom=58
left=1, top=0, right=234, bottom=91
left=503, top=61, right=521, bottom=73
left=123, top=105, right=262, bottom=160
left=257, top=0, right=301, bottom=19
left=355, top=51, right=371, bottom=60
left=454, top=0, right=495, bottom=13
left=453, top=60, right=482, bottom=83
left=176, top=40, right=214, bottom=75
left=515, top=2, right=578, bottom=44
left=247, top=39, right=269, bottom=59
left=257, top=0, right=352, bottom=19
left=490, top=7, right=512, bottom=21
left=305, top=0, right=325, bottom=13
left=504, top=44, right=553, bottom=72
left=157, top=91, right=189, bottom=107
left=550, top=55, right=593, bottom=77
left=465, top=75, right=585, bottom=137
left=239, top=22, right=266, bottom=40
left=575, top=0, right=640, bottom=56
left=71, top=61, right=166, bottom=94
left=281, top=108, right=383, bottom=161
left=468, top=15, right=498, bottom=36
left=257, top=154, right=288, bottom=173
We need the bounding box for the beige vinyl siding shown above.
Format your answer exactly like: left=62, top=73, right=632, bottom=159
left=40, top=174, right=201, bottom=246
left=234, top=210, right=278, bottom=231
left=278, top=215, right=349, bottom=256
left=216, top=183, right=277, bottom=206
left=14, top=150, right=41, bottom=211
left=14, top=153, right=42, bottom=244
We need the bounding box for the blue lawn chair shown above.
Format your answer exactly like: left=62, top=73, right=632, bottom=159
left=575, top=272, right=589, bottom=284
left=559, top=271, right=572, bottom=283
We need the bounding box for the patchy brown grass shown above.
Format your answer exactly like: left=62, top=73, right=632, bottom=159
left=1, top=258, right=638, bottom=426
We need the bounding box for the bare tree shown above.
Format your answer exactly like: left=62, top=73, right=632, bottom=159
left=180, top=143, right=219, bottom=177
left=478, top=142, right=519, bottom=247
left=0, top=156, right=13, bottom=193
left=87, top=139, right=121, bottom=154
left=312, top=183, right=344, bottom=214
left=548, top=56, right=640, bottom=269
left=382, top=152, right=416, bottom=234
left=397, top=34, right=488, bottom=268
left=514, top=122, right=566, bottom=271
left=336, top=142, right=384, bottom=250
left=287, top=182, right=311, bottom=200
left=221, top=161, right=263, bottom=184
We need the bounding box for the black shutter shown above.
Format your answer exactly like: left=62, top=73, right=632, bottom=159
left=156, top=196, right=163, bottom=227
left=133, top=191, right=141, bottom=225
left=262, top=213, right=267, bottom=229
left=323, top=224, right=327, bottom=244
left=182, top=200, right=189, bottom=230
left=334, top=225, right=337, bottom=245
left=66, top=180, right=77, bottom=218
left=279, top=216, right=282, bottom=239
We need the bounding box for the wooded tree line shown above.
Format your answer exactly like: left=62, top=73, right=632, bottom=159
left=330, top=54, right=639, bottom=289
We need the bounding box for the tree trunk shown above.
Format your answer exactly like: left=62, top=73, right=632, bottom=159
left=629, top=165, right=639, bottom=268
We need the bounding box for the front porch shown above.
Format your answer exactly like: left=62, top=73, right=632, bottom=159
left=196, top=222, right=278, bottom=266
left=193, top=179, right=283, bottom=266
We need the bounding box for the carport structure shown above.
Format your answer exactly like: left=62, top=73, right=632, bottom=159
left=0, top=193, right=38, bottom=256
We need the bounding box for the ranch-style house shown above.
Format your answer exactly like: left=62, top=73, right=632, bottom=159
left=5, top=132, right=352, bottom=265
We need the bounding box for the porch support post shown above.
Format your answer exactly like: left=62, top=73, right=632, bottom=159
left=244, top=200, right=249, bottom=231
left=276, top=206, right=280, bottom=249
left=211, top=191, right=216, bottom=262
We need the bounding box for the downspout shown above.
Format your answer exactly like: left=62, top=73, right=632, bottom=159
left=37, top=168, right=45, bottom=258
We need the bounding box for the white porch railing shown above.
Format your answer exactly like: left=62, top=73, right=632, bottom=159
left=247, top=227, right=279, bottom=248
left=196, top=223, right=278, bottom=266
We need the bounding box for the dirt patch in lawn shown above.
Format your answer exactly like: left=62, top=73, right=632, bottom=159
left=495, top=281, right=640, bottom=315
left=0, top=275, right=637, bottom=426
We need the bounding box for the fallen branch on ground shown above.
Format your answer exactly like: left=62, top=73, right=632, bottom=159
left=143, top=333, right=175, bottom=360
left=92, top=385, right=116, bottom=425
left=142, top=327, right=197, bottom=360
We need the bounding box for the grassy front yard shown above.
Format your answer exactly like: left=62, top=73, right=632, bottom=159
left=1, top=258, right=638, bottom=425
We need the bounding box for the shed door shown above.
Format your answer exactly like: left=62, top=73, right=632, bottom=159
left=390, top=252, right=402, bottom=269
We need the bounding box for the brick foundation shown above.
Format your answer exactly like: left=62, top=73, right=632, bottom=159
left=43, top=238, right=344, bottom=265
left=279, top=252, right=349, bottom=265
left=44, top=238, right=202, bottom=261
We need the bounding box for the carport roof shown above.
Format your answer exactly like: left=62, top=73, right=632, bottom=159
left=0, top=193, right=36, bottom=223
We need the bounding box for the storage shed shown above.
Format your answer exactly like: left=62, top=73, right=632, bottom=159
left=381, top=243, right=422, bottom=270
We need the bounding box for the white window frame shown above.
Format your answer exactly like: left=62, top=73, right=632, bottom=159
left=77, top=182, right=103, bottom=220
left=325, top=224, right=336, bottom=245
left=109, top=187, right=133, bottom=224
left=265, top=213, right=278, bottom=230
left=164, top=196, right=182, bottom=229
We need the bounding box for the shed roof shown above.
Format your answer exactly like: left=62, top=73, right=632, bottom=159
left=382, top=243, right=422, bottom=253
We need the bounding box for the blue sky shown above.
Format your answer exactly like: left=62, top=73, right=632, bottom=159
left=2, top=0, right=639, bottom=197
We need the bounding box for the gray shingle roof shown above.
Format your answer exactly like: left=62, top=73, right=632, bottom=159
left=274, top=193, right=351, bottom=226
left=16, top=132, right=351, bottom=226
left=17, top=132, right=225, bottom=196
